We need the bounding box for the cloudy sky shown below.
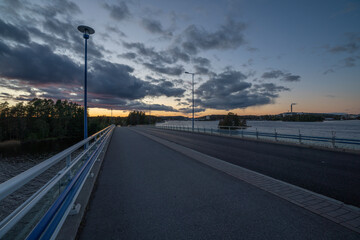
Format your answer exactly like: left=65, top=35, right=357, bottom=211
left=0, top=0, right=359, bottom=116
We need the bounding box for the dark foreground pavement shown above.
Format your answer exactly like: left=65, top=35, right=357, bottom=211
left=78, top=127, right=359, bottom=239
left=141, top=127, right=360, bottom=207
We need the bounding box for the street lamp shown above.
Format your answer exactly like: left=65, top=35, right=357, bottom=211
left=185, top=71, right=195, bottom=131
left=77, top=25, right=95, bottom=141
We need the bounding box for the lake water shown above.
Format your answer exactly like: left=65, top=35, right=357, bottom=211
left=156, top=120, right=360, bottom=150
left=0, top=138, right=81, bottom=221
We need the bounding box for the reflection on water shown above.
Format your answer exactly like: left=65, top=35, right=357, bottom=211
left=0, top=138, right=82, bottom=222
left=0, top=137, right=80, bottom=158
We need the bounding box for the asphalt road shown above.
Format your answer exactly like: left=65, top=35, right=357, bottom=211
left=140, top=127, right=360, bottom=208
left=78, top=127, right=359, bottom=239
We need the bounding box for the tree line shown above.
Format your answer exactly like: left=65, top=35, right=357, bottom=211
left=0, top=98, right=114, bottom=142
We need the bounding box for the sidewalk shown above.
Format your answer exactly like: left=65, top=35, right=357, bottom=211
left=78, top=127, right=359, bottom=239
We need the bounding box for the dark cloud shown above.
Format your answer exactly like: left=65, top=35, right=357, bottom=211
left=343, top=56, right=359, bottom=67
left=103, top=2, right=131, bottom=21
left=143, top=63, right=184, bottom=76
left=89, top=60, right=185, bottom=99
left=323, top=69, right=335, bottom=75
left=0, top=19, right=30, bottom=44
left=261, top=70, right=301, bottom=82
left=123, top=42, right=188, bottom=75
left=168, top=47, right=190, bottom=62
left=194, top=65, right=211, bottom=75
left=325, top=33, right=360, bottom=70
left=328, top=33, right=360, bottom=54
left=179, top=107, right=206, bottom=113
left=144, top=76, right=185, bottom=97
left=242, top=58, right=254, bottom=67
left=88, top=97, right=178, bottom=112
left=196, top=70, right=249, bottom=99
left=0, top=41, right=81, bottom=85
left=192, top=56, right=211, bottom=66
left=120, top=52, right=137, bottom=59
left=0, top=1, right=104, bottom=59
left=261, top=70, right=283, bottom=79
left=123, top=42, right=189, bottom=65
left=0, top=41, right=184, bottom=106
left=29, top=0, right=81, bottom=18
left=106, top=26, right=127, bottom=37
left=252, top=83, right=290, bottom=97
left=194, top=70, right=289, bottom=110
left=282, top=74, right=301, bottom=82
left=145, top=103, right=178, bottom=112
left=181, top=19, right=246, bottom=54
left=140, top=18, right=172, bottom=37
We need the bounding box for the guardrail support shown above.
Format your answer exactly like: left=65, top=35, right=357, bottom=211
left=256, top=128, right=259, bottom=140
left=299, top=129, right=302, bottom=144
left=274, top=128, right=278, bottom=141
left=332, top=131, right=336, bottom=148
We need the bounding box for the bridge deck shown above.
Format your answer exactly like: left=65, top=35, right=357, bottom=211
left=78, top=127, right=359, bottom=239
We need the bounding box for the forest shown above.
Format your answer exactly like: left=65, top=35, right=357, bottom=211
left=0, top=98, right=116, bottom=142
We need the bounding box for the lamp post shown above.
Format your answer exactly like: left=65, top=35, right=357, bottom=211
left=185, top=71, right=195, bottom=131
left=77, top=25, right=95, bottom=141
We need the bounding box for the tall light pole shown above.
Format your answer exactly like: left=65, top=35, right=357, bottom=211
left=77, top=25, right=95, bottom=141
left=185, top=71, right=195, bottom=131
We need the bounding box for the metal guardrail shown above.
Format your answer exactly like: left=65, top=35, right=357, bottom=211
left=0, top=125, right=115, bottom=239
left=156, top=125, right=360, bottom=150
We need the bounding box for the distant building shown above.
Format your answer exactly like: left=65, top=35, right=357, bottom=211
left=281, top=112, right=304, bottom=117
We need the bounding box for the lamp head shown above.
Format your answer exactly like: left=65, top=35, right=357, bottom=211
left=78, top=25, right=95, bottom=39
left=78, top=25, right=95, bottom=34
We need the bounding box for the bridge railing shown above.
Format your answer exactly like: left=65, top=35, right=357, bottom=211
left=0, top=125, right=115, bottom=240
left=156, top=125, right=360, bottom=150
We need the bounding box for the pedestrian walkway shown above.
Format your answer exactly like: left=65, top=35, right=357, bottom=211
left=78, top=127, right=359, bottom=239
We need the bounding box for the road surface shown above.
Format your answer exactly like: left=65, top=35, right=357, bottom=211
left=78, top=127, right=359, bottom=239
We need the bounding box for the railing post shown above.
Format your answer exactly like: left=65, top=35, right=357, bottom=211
left=256, top=128, right=259, bottom=140
left=66, top=155, right=72, bottom=181
left=228, top=127, right=231, bottom=136
left=197, top=127, right=200, bottom=133
left=332, top=131, right=336, bottom=148
left=275, top=128, right=278, bottom=141
left=66, top=155, right=71, bottom=168
left=299, top=129, right=302, bottom=144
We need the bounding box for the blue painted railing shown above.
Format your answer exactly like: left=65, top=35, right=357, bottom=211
left=0, top=125, right=115, bottom=239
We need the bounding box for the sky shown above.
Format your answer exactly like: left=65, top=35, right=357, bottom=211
left=0, top=0, right=359, bottom=117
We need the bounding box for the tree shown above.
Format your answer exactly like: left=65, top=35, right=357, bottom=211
left=126, top=111, right=146, bottom=126
left=218, top=112, right=247, bottom=129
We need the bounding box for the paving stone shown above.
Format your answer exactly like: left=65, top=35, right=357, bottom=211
left=291, top=195, right=315, bottom=204
left=302, top=198, right=325, bottom=206
left=308, top=202, right=332, bottom=210
left=325, top=208, right=350, bottom=218
left=344, top=217, right=360, bottom=228
left=337, top=212, right=360, bottom=222
left=316, top=204, right=341, bottom=214
left=283, top=191, right=303, bottom=198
